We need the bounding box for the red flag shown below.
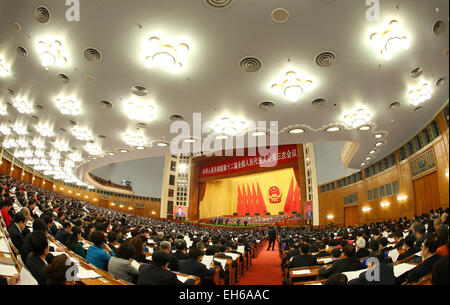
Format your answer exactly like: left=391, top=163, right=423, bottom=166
left=237, top=184, right=243, bottom=215
left=293, top=180, right=301, bottom=214
left=256, top=183, right=267, bottom=215
left=242, top=185, right=248, bottom=215
left=246, top=184, right=253, bottom=215
left=284, top=177, right=294, bottom=214
left=252, top=183, right=258, bottom=215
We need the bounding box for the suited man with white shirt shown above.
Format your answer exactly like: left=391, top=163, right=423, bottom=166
left=26, top=230, right=50, bottom=285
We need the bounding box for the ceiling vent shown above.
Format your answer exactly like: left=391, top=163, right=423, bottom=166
left=436, top=77, right=446, bottom=87
left=258, top=101, right=275, bottom=110
left=169, top=114, right=184, bottom=121
left=433, top=20, right=446, bottom=36
left=239, top=56, right=262, bottom=72
left=389, top=102, right=401, bottom=110
left=83, top=48, right=102, bottom=62
left=410, top=67, right=423, bottom=78
left=34, top=6, right=50, bottom=23
left=204, top=0, right=233, bottom=8
left=99, top=100, right=112, bottom=109
left=8, top=89, right=15, bottom=95
left=137, top=122, right=147, bottom=128
left=131, top=85, right=149, bottom=96
left=311, top=98, right=328, bottom=106
left=35, top=105, right=44, bottom=110
left=98, top=135, right=107, bottom=139
left=68, top=120, right=77, bottom=126
left=57, top=73, right=70, bottom=83
left=59, top=128, right=66, bottom=133
left=85, top=75, right=96, bottom=83
left=414, top=106, right=423, bottom=112
left=271, top=8, right=289, bottom=23
left=13, top=23, right=21, bottom=32
left=16, top=46, right=27, bottom=57
left=315, top=51, right=336, bottom=67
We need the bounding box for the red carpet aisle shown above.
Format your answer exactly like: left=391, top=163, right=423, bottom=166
left=237, top=240, right=282, bottom=285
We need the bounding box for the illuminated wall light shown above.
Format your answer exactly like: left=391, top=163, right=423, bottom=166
left=60, top=187, right=64, bottom=190
left=111, top=202, right=115, bottom=206
left=119, top=204, right=123, bottom=208
left=251, top=131, right=266, bottom=137
left=128, top=207, right=133, bottom=210
left=0, top=57, right=10, bottom=76
left=408, top=83, right=432, bottom=106
left=369, top=19, right=410, bottom=60
left=397, top=195, right=408, bottom=201
left=55, top=97, right=81, bottom=115
left=94, top=198, right=98, bottom=201
left=343, top=108, right=371, bottom=129
left=362, top=207, right=372, bottom=212
left=12, top=97, right=33, bottom=114
left=85, top=195, right=88, bottom=199
left=123, top=131, right=146, bottom=147
left=68, top=190, right=72, bottom=193
left=12, top=122, right=27, bottom=135
left=369, top=150, right=376, bottom=154
left=327, top=215, right=334, bottom=219
left=380, top=201, right=390, bottom=207
left=358, top=125, right=371, bottom=131
left=446, top=169, right=449, bottom=178
left=0, top=124, right=11, bottom=135
left=35, top=124, right=54, bottom=137
left=71, top=126, right=93, bottom=141
left=144, top=36, right=190, bottom=73
left=36, top=39, right=68, bottom=67
left=125, top=99, right=156, bottom=122
left=151, top=211, right=156, bottom=215
left=271, top=70, right=314, bottom=101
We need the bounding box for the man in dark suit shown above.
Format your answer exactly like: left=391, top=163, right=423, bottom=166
left=26, top=231, right=50, bottom=285
left=314, top=243, right=330, bottom=258
left=55, top=221, right=71, bottom=245
left=267, top=226, right=276, bottom=251
left=8, top=212, right=27, bottom=254
left=287, top=244, right=318, bottom=268
left=319, top=244, right=361, bottom=278
left=169, top=239, right=189, bottom=271
left=282, top=243, right=300, bottom=268
left=413, top=223, right=427, bottom=250
left=137, top=251, right=195, bottom=285
left=397, top=235, right=420, bottom=261
left=21, top=219, right=55, bottom=265
left=348, top=251, right=395, bottom=285
left=393, top=231, right=405, bottom=249
left=406, top=234, right=441, bottom=283
left=178, top=247, right=216, bottom=284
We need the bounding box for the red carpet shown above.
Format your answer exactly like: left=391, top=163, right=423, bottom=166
left=237, top=240, right=282, bottom=285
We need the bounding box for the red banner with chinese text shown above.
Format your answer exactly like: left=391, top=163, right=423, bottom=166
left=199, top=144, right=299, bottom=179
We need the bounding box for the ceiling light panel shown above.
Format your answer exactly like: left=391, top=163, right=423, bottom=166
left=123, top=131, right=146, bottom=147
left=36, top=39, right=68, bottom=67
left=17, top=137, right=28, bottom=148
left=31, top=137, right=46, bottom=149
left=0, top=103, right=7, bottom=116
left=53, top=140, right=70, bottom=152
left=144, top=36, right=190, bottom=73
left=68, top=151, right=83, bottom=162
left=55, top=96, right=81, bottom=115
left=210, top=114, right=249, bottom=136
left=12, top=97, right=33, bottom=114
left=0, top=124, right=11, bottom=135
left=408, top=83, right=432, bottom=106
left=35, top=123, right=54, bottom=137
left=271, top=70, right=314, bottom=101
left=125, top=99, right=156, bottom=122
left=12, top=122, right=27, bottom=135
left=0, top=58, right=10, bottom=76
left=369, top=19, right=410, bottom=60
left=71, top=126, right=93, bottom=141
left=2, top=138, right=17, bottom=149
left=84, top=142, right=103, bottom=155
left=343, top=107, right=371, bottom=129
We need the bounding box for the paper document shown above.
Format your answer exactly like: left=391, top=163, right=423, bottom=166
left=292, top=269, right=311, bottom=275
left=237, top=246, right=245, bottom=254
left=201, top=255, right=214, bottom=268
left=51, top=251, right=67, bottom=257
left=388, top=238, right=395, bottom=243
left=131, top=260, right=140, bottom=270
left=177, top=275, right=189, bottom=283
left=147, top=247, right=154, bottom=253
left=186, top=241, right=193, bottom=247
left=0, top=238, right=11, bottom=253
left=393, top=263, right=416, bottom=277
left=76, top=266, right=101, bottom=279
left=342, top=270, right=365, bottom=281
left=388, top=249, right=400, bottom=262
left=305, top=282, right=323, bottom=285
left=17, top=267, right=38, bottom=285
left=227, top=253, right=240, bottom=261
left=0, top=264, right=18, bottom=277
left=214, top=258, right=227, bottom=270
left=318, top=258, right=332, bottom=264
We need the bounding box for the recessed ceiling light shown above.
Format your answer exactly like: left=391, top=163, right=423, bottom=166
left=365, top=156, right=371, bottom=161
left=55, top=97, right=81, bottom=115
left=251, top=131, right=266, bottom=137
left=71, top=126, right=93, bottom=141
left=108, top=152, right=115, bottom=156
left=361, top=162, right=366, bottom=166
left=123, top=131, right=146, bottom=147
left=375, top=141, right=383, bottom=147
left=369, top=150, right=376, bottom=154
left=408, top=83, right=432, bottom=106
left=374, top=133, right=383, bottom=139
left=215, top=135, right=228, bottom=140
left=84, top=142, right=103, bottom=155
left=358, top=125, right=371, bottom=131
left=326, top=126, right=340, bottom=132
left=136, top=146, right=146, bottom=150
left=183, top=139, right=196, bottom=143
left=119, top=149, right=128, bottom=153
left=343, top=108, right=371, bottom=129
left=36, top=39, right=68, bottom=67
left=125, top=99, right=156, bottom=122
left=12, top=97, right=33, bottom=114
left=288, top=128, right=304, bottom=134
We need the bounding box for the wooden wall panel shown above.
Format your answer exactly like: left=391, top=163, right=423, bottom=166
left=413, top=172, right=440, bottom=215
left=345, top=206, right=359, bottom=227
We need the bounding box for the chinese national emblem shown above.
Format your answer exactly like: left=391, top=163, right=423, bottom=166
left=268, top=185, right=281, bottom=203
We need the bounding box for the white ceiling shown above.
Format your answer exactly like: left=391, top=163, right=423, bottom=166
left=0, top=0, right=448, bottom=185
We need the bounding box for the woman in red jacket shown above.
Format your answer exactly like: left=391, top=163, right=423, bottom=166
left=1, top=197, right=14, bottom=228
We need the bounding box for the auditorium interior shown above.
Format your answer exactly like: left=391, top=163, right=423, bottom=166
left=0, top=0, right=449, bottom=289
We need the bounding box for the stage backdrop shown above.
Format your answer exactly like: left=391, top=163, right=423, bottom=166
left=199, top=168, right=303, bottom=218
